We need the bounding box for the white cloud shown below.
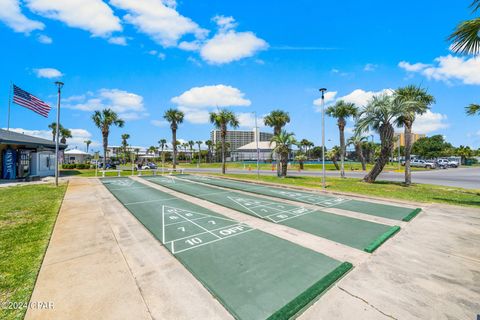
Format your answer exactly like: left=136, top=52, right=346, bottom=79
left=37, top=34, right=52, bottom=44
left=398, top=61, right=430, bottom=72
left=338, top=88, right=393, bottom=107
left=178, top=40, right=202, bottom=51
left=199, top=15, right=268, bottom=64
left=364, top=63, right=377, bottom=71
left=7, top=127, right=99, bottom=150
left=64, top=88, right=148, bottom=120
left=34, top=68, right=63, bottom=79
left=26, top=0, right=122, bottom=37
left=0, top=0, right=44, bottom=33
left=171, top=85, right=251, bottom=108
left=147, top=50, right=166, bottom=59
left=110, top=0, right=207, bottom=47
left=108, top=36, right=127, bottom=46
left=179, top=107, right=210, bottom=124
left=412, top=110, right=449, bottom=134
left=313, top=91, right=337, bottom=106
left=399, top=55, right=480, bottom=85
left=172, top=84, right=252, bottom=124
left=236, top=112, right=265, bottom=128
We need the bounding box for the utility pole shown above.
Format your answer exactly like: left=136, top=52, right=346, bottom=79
left=54, top=81, right=64, bottom=187
left=319, top=88, right=327, bottom=190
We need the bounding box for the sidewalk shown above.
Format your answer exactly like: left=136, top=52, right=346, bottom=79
left=25, top=178, right=230, bottom=320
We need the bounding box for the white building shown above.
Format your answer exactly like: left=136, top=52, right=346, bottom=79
left=64, top=149, right=90, bottom=164
left=231, top=141, right=278, bottom=161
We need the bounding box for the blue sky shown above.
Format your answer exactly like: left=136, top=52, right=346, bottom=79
left=1, top=0, right=479, bottom=152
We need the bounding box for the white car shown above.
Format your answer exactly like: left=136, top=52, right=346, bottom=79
left=411, top=159, right=436, bottom=169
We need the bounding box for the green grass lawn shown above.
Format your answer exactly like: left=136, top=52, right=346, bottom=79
left=0, top=183, right=67, bottom=320
left=217, top=174, right=480, bottom=208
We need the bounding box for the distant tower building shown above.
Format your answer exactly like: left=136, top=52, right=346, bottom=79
left=210, top=129, right=273, bottom=152
left=394, top=132, right=426, bottom=149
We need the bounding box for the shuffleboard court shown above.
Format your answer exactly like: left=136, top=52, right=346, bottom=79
left=102, top=177, right=352, bottom=320
left=142, top=176, right=400, bottom=253
left=178, top=175, right=421, bottom=222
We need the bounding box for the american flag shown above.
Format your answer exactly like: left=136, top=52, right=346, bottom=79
left=13, top=84, right=51, bottom=118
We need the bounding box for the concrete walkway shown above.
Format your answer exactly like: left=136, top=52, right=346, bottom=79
left=27, top=177, right=480, bottom=319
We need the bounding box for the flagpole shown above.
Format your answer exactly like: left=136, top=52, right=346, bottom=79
left=54, top=81, right=64, bottom=187
left=7, top=82, right=12, bottom=131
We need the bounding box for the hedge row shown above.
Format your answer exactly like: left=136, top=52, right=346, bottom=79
left=62, top=164, right=94, bottom=169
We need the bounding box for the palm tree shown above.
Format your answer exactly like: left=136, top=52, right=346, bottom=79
left=295, top=153, right=307, bottom=170
left=188, top=140, right=195, bottom=163
left=205, top=140, right=213, bottom=163
left=466, top=104, right=480, bottom=116
left=91, top=109, right=125, bottom=166
left=299, top=139, right=310, bottom=154
left=356, top=94, right=401, bottom=183
left=326, top=100, right=358, bottom=178
left=271, top=131, right=296, bottom=177
left=347, top=133, right=368, bottom=171
left=210, top=110, right=239, bottom=174
left=48, top=122, right=64, bottom=142
left=163, top=109, right=184, bottom=169
left=84, top=140, right=92, bottom=153
left=394, top=85, right=435, bottom=186
left=121, top=133, right=130, bottom=162
left=327, top=146, right=341, bottom=170
left=264, top=110, right=291, bottom=176
left=448, top=0, right=480, bottom=55
left=195, top=140, right=203, bottom=167
left=148, top=146, right=157, bottom=158
left=456, top=145, right=473, bottom=164
left=158, top=139, right=167, bottom=167
left=59, top=127, right=72, bottom=144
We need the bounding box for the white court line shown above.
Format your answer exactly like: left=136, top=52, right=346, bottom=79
left=162, top=206, right=238, bottom=225
left=172, top=228, right=255, bottom=255
left=162, top=206, right=166, bottom=244
left=164, top=222, right=243, bottom=244
left=263, top=206, right=315, bottom=219
left=124, top=197, right=179, bottom=206
left=227, top=197, right=276, bottom=221
left=108, top=186, right=152, bottom=191
left=177, top=211, right=222, bottom=240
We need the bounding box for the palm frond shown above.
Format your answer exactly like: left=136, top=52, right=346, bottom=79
left=448, top=18, right=480, bottom=55
left=466, top=103, right=480, bottom=115
left=470, top=0, right=480, bottom=13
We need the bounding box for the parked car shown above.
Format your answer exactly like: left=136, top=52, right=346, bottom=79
left=447, top=158, right=459, bottom=168
left=436, top=159, right=449, bottom=169
left=141, top=162, right=158, bottom=170
left=411, top=159, right=436, bottom=169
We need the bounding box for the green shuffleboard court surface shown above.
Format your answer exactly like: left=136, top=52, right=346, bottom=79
left=142, top=176, right=400, bottom=253
left=178, top=175, right=421, bottom=222
left=102, top=177, right=352, bottom=320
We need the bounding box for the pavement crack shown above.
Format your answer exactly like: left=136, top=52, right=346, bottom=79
left=338, top=286, right=398, bottom=320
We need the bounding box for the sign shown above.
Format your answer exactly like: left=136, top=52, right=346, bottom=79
left=2, top=148, right=17, bottom=179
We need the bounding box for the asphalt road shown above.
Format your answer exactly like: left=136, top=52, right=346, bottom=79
left=185, top=166, right=480, bottom=190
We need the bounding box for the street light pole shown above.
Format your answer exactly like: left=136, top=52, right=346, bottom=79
left=319, top=88, right=327, bottom=190
left=54, top=81, right=64, bottom=187
left=253, top=111, right=260, bottom=178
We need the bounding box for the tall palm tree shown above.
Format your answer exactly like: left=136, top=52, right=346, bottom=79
left=121, top=133, right=130, bottom=162
left=158, top=138, right=167, bottom=167
left=448, top=0, right=480, bottom=55
left=347, top=133, right=368, bottom=171
left=148, top=146, right=157, bottom=158
left=59, top=127, right=72, bottom=144
left=163, top=109, right=184, bottom=169
left=91, top=109, right=125, bottom=165
left=195, top=140, right=203, bottom=167
left=188, top=140, right=195, bottom=163
left=264, top=110, right=291, bottom=176
left=394, top=85, right=435, bottom=186
left=299, top=139, right=310, bottom=154
left=84, top=140, right=92, bottom=153
left=326, top=100, right=358, bottom=178
left=210, top=110, right=239, bottom=174
left=356, top=94, right=401, bottom=183
left=205, top=140, right=213, bottom=163
left=270, top=131, right=296, bottom=177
